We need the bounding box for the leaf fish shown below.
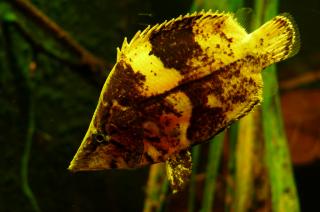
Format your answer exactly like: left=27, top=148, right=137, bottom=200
left=68, top=10, right=299, bottom=193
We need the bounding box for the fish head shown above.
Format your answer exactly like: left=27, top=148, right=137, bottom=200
left=68, top=100, right=144, bottom=171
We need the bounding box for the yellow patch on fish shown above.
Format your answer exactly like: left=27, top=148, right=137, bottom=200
left=68, top=10, right=299, bottom=192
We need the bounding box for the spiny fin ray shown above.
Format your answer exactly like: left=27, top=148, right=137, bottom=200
left=119, top=10, right=233, bottom=54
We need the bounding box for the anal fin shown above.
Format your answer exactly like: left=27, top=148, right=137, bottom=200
left=165, top=150, right=192, bottom=194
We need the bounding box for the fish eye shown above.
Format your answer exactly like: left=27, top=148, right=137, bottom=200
left=93, top=133, right=106, bottom=143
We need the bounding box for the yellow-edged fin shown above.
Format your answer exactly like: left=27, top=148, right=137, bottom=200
left=166, top=150, right=192, bottom=194
left=247, top=13, right=300, bottom=67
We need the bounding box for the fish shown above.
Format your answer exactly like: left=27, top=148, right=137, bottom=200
left=68, top=10, right=300, bottom=193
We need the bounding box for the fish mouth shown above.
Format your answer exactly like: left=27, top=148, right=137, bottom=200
left=68, top=149, right=129, bottom=171
left=68, top=159, right=102, bottom=172
left=68, top=145, right=110, bottom=172
left=68, top=132, right=130, bottom=171
left=68, top=128, right=112, bottom=172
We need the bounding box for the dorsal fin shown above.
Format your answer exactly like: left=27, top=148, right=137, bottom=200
left=113, top=11, right=248, bottom=99
left=118, top=10, right=235, bottom=55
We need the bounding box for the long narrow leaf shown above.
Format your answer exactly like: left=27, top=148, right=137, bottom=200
left=200, top=133, right=224, bottom=212
left=234, top=114, right=257, bottom=212
left=254, top=0, right=301, bottom=211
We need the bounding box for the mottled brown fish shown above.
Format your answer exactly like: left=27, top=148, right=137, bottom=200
left=69, top=10, right=299, bottom=193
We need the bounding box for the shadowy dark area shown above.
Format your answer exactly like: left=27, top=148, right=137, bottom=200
left=0, top=0, right=319, bottom=211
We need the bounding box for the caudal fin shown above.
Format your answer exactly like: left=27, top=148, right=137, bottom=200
left=249, top=13, right=300, bottom=66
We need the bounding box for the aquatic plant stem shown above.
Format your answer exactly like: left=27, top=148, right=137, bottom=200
left=200, top=133, right=224, bottom=212
left=11, top=21, right=83, bottom=70
left=234, top=113, right=257, bottom=212
left=254, top=0, right=300, bottom=211
left=143, top=164, right=168, bottom=212
left=224, top=124, right=238, bottom=212
left=21, top=88, right=41, bottom=212
left=2, top=21, right=41, bottom=212
left=187, top=145, right=201, bottom=212
left=5, top=0, right=109, bottom=74
left=262, top=65, right=300, bottom=212
left=8, top=20, right=100, bottom=85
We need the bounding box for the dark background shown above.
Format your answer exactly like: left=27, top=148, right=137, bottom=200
left=0, top=0, right=319, bottom=211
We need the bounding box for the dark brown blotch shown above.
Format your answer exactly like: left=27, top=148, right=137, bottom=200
left=106, top=105, right=139, bottom=132
left=146, top=137, right=161, bottom=142
left=182, top=73, right=226, bottom=142
left=105, top=62, right=146, bottom=106
left=231, top=91, right=247, bottom=104
left=180, top=57, right=261, bottom=144
left=104, top=104, right=144, bottom=167
left=94, top=103, right=110, bottom=129
left=149, top=15, right=203, bottom=74
left=187, top=106, right=225, bottom=143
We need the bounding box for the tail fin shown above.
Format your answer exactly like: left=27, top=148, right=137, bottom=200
left=249, top=13, right=300, bottom=66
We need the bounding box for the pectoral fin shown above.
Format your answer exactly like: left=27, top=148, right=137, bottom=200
left=165, top=150, right=192, bottom=194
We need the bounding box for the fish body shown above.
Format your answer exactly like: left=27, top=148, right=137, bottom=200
left=69, top=11, right=299, bottom=189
